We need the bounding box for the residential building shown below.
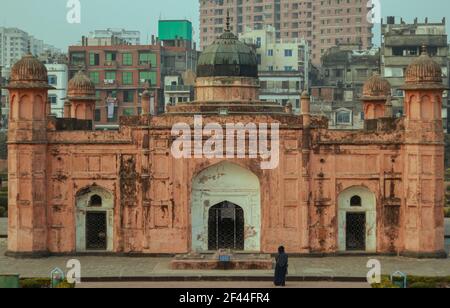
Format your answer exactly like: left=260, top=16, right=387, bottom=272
left=46, top=64, right=68, bottom=118
left=381, top=16, right=449, bottom=131
left=240, top=25, right=309, bottom=113
left=89, top=29, right=141, bottom=45
left=68, top=42, right=162, bottom=127
left=311, top=44, right=380, bottom=129
left=164, top=75, right=194, bottom=110
left=158, top=20, right=199, bottom=85
left=0, top=66, right=5, bottom=130
left=199, top=0, right=373, bottom=65
left=0, top=27, right=30, bottom=78
left=0, top=27, right=60, bottom=78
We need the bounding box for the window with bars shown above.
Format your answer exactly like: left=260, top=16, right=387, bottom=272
left=122, top=72, right=133, bottom=85
left=122, top=53, right=133, bottom=66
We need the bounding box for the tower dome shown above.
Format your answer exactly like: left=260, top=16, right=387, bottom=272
left=362, top=73, right=391, bottom=100
left=197, top=28, right=258, bottom=78
left=68, top=71, right=97, bottom=100
left=404, top=47, right=444, bottom=89
left=7, top=53, right=52, bottom=89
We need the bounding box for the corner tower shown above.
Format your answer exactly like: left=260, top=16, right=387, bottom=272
left=67, top=70, right=97, bottom=121
left=401, top=47, right=447, bottom=257
left=5, top=54, right=53, bottom=256
left=361, top=73, right=391, bottom=120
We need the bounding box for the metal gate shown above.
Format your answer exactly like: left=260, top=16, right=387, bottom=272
left=346, top=213, right=366, bottom=251
left=86, top=212, right=107, bottom=250
left=208, top=202, right=244, bottom=251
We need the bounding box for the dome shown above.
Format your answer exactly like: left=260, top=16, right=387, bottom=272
left=68, top=71, right=97, bottom=100
left=197, top=30, right=258, bottom=78
left=362, top=73, right=391, bottom=100
left=404, top=48, right=444, bottom=89
left=7, top=53, right=52, bottom=89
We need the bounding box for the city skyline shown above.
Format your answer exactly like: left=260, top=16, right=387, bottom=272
left=0, top=0, right=449, bottom=50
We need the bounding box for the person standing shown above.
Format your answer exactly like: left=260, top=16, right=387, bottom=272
left=274, top=246, right=288, bottom=287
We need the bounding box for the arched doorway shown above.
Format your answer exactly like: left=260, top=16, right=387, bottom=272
left=338, top=186, right=377, bottom=252
left=191, top=162, right=261, bottom=252
left=208, top=201, right=245, bottom=251
left=76, top=186, right=114, bottom=252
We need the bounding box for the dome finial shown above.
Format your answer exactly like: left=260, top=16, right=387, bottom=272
left=421, top=44, right=428, bottom=55
left=225, top=10, right=231, bottom=32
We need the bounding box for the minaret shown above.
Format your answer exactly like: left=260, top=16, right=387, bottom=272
left=361, top=73, right=391, bottom=120
left=300, top=90, right=311, bottom=252
left=401, top=46, right=447, bottom=257
left=141, top=82, right=151, bottom=115
left=5, top=54, right=53, bottom=256
left=67, top=71, right=97, bottom=122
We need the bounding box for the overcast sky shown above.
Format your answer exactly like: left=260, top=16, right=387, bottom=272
left=0, top=0, right=449, bottom=50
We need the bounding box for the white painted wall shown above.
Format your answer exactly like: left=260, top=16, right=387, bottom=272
left=191, top=162, right=261, bottom=252
left=46, top=64, right=68, bottom=118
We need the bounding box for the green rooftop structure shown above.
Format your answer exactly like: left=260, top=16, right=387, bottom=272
left=158, top=20, right=193, bottom=42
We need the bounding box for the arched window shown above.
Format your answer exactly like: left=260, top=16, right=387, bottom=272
left=89, top=195, right=102, bottom=207
left=350, top=195, right=362, bottom=207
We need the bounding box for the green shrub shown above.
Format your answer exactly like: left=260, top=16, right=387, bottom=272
left=445, top=208, right=450, bottom=218
left=409, top=282, right=437, bottom=289
left=373, top=276, right=450, bottom=289
left=20, top=278, right=75, bottom=289
left=20, top=278, right=51, bottom=289
left=371, top=276, right=401, bottom=288
left=0, top=192, right=6, bottom=217
left=0, top=132, right=6, bottom=160
left=55, top=281, right=75, bottom=289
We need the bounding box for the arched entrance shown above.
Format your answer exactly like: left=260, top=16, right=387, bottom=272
left=191, top=162, right=261, bottom=252
left=338, top=186, right=377, bottom=252
left=76, top=186, right=114, bottom=252
left=208, top=201, right=245, bottom=251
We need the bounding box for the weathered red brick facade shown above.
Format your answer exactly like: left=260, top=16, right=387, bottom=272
left=5, top=35, right=446, bottom=258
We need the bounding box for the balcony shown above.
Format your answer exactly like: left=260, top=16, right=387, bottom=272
left=104, top=61, right=119, bottom=69
left=164, top=85, right=192, bottom=92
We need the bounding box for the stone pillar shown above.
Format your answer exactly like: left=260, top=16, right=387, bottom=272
left=141, top=89, right=151, bottom=115
left=362, top=99, right=387, bottom=120
left=64, top=101, right=72, bottom=118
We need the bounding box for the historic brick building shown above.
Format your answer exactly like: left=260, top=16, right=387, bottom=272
left=4, top=28, right=446, bottom=258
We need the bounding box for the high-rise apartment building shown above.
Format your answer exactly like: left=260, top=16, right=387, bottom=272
left=199, top=0, right=373, bottom=64
left=0, top=27, right=60, bottom=78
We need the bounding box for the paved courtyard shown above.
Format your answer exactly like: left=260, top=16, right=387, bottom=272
left=78, top=281, right=370, bottom=289
left=0, top=219, right=449, bottom=281
left=0, top=238, right=449, bottom=281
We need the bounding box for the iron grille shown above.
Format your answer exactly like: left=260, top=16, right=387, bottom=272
left=86, top=212, right=107, bottom=250
left=208, top=201, right=245, bottom=251
left=346, top=213, right=366, bottom=251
